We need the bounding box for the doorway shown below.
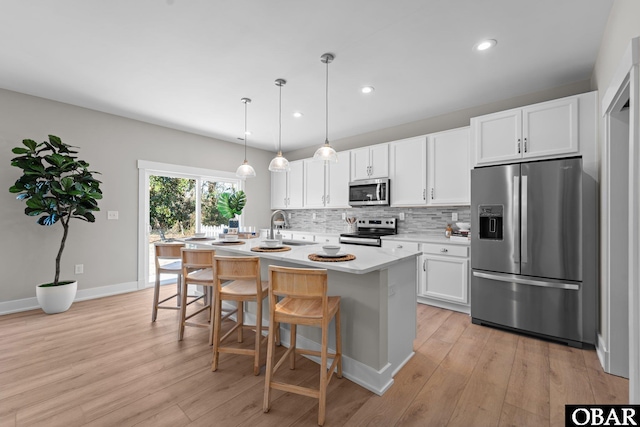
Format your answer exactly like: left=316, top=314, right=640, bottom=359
left=137, top=160, right=242, bottom=288
left=601, top=37, right=640, bottom=403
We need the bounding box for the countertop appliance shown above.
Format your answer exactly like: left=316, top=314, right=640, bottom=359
left=339, top=218, right=397, bottom=246
left=348, top=178, right=390, bottom=206
left=470, top=157, right=596, bottom=347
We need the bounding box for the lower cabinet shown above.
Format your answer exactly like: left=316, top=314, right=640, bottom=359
left=383, top=239, right=470, bottom=313
left=419, top=243, right=469, bottom=313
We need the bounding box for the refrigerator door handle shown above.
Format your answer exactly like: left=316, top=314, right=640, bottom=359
left=521, top=175, right=528, bottom=264
left=472, top=271, right=580, bottom=290
left=513, top=175, right=520, bottom=264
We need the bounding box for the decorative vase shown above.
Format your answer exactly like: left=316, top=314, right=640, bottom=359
left=228, top=217, right=239, bottom=234
left=36, top=280, right=77, bottom=314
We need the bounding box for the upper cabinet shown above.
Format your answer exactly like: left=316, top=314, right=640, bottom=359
left=303, top=151, right=351, bottom=208
left=350, top=143, right=389, bottom=181
left=428, top=127, right=470, bottom=205
left=389, top=136, right=427, bottom=206
left=390, top=127, right=470, bottom=207
left=472, top=95, right=579, bottom=166
left=270, top=160, right=303, bottom=209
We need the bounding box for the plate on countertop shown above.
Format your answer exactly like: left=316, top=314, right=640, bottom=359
left=314, top=252, right=347, bottom=258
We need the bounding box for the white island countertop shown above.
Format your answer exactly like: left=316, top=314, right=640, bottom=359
left=186, top=238, right=420, bottom=274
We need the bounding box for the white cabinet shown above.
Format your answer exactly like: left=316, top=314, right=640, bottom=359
left=290, top=231, right=314, bottom=242
left=472, top=96, right=579, bottom=166
left=270, top=160, right=303, bottom=209
left=303, top=152, right=350, bottom=208
left=427, top=127, right=470, bottom=205
left=389, top=136, right=427, bottom=206
left=419, top=243, right=469, bottom=311
left=315, top=234, right=339, bottom=245
left=390, top=128, right=470, bottom=207
left=351, top=143, right=389, bottom=181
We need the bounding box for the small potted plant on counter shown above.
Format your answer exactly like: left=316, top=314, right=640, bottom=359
left=217, top=190, right=246, bottom=234
left=9, top=135, right=103, bottom=314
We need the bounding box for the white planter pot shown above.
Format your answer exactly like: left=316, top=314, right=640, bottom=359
left=36, top=281, right=78, bottom=314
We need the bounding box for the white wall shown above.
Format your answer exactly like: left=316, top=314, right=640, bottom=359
left=0, top=89, right=273, bottom=305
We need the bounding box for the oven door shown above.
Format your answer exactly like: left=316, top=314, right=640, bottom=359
left=349, top=178, right=389, bottom=206
left=339, top=234, right=381, bottom=246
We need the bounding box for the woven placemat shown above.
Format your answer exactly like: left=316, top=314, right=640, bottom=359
left=210, top=240, right=246, bottom=246
left=308, top=253, right=356, bottom=262
left=251, top=246, right=292, bottom=253
left=185, top=237, right=216, bottom=242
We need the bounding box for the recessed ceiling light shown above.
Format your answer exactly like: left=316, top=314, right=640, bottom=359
left=474, top=39, right=497, bottom=51
left=361, top=86, right=375, bottom=94
left=293, top=111, right=303, bottom=118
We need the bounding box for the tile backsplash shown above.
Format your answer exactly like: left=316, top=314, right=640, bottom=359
left=283, top=206, right=471, bottom=234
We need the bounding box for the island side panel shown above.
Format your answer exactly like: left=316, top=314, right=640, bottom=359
left=387, top=257, right=418, bottom=376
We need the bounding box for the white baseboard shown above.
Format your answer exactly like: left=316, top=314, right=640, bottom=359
left=597, top=333, right=610, bottom=373
left=0, top=281, right=139, bottom=315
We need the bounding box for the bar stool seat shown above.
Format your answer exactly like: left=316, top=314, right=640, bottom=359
left=178, top=248, right=237, bottom=343
left=211, top=255, right=271, bottom=376
left=152, top=242, right=188, bottom=321
left=263, top=265, right=342, bottom=426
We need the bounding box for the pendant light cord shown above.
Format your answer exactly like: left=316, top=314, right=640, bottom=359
left=244, top=100, right=248, bottom=161
left=278, top=82, right=282, bottom=154
left=325, top=57, right=329, bottom=145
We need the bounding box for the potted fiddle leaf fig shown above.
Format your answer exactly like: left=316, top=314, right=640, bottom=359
left=9, top=135, right=103, bottom=314
left=217, top=190, right=246, bottom=233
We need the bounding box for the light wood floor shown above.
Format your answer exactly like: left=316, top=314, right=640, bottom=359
left=0, top=286, right=628, bottom=426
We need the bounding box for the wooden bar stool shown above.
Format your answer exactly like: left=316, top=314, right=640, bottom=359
left=263, top=265, right=342, bottom=426
left=178, top=248, right=236, bottom=342
left=211, top=256, right=270, bottom=375
left=152, top=242, right=186, bottom=322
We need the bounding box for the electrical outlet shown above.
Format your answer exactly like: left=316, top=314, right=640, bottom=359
left=399, top=212, right=405, bottom=220
left=452, top=212, right=458, bottom=221
left=287, top=213, right=291, bottom=219
left=108, top=211, right=119, bottom=220
left=342, top=212, right=346, bottom=220
left=312, top=213, right=317, bottom=220
left=75, top=264, right=84, bottom=274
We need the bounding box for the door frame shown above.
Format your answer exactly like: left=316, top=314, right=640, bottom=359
left=136, top=160, right=242, bottom=290
left=601, top=37, right=639, bottom=402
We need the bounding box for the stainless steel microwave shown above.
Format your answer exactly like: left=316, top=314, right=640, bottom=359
left=348, top=178, right=390, bottom=206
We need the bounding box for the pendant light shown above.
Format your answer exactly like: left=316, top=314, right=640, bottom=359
left=313, top=53, right=338, bottom=162
left=268, top=79, right=291, bottom=172
left=235, top=97, right=256, bottom=179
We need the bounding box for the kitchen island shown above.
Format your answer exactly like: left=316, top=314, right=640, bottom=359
left=185, top=237, right=420, bottom=395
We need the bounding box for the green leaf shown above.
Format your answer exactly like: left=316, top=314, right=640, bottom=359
left=23, top=139, right=38, bottom=151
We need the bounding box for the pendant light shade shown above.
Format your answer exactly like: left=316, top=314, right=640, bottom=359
left=268, top=79, right=291, bottom=172
left=313, top=53, right=338, bottom=163
left=236, top=97, right=256, bottom=179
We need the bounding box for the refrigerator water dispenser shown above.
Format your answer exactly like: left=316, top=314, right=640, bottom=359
left=478, top=205, right=503, bottom=240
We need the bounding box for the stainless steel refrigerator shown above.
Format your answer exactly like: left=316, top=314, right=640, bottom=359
left=470, top=157, right=596, bottom=347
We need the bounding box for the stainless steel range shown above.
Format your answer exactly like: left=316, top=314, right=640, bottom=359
left=339, top=218, right=397, bottom=247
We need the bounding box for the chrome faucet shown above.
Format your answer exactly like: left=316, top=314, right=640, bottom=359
left=270, top=210, right=286, bottom=239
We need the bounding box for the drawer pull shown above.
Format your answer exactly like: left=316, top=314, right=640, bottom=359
left=397, top=245, right=403, bottom=249
left=440, top=248, right=448, bottom=253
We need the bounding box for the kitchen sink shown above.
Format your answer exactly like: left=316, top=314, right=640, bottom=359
left=281, top=240, right=317, bottom=246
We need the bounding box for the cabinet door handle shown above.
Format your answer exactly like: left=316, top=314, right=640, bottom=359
left=321, top=195, right=325, bottom=203
left=284, top=197, right=287, bottom=206
left=423, top=189, right=426, bottom=200
left=431, top=188, right=434, bottom=200
left=423, top=260, right=426, bottom=271
left=517, top=138, right=521, bottom=154
left=524, top=137, right=528, bottom=153
left=440, top=248, right=448, bottom=253
left=397, top=245, right=403, bottom=249
left=326, top=194, right=330, bottom=204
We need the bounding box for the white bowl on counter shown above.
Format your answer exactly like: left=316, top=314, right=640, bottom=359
left=194, top=232, right=206, bottom=238
left=224, top=234, right=238, bottom=241
left=322, top=245, right=341, bottom=256
left=263, top=239, right=280, bottom=248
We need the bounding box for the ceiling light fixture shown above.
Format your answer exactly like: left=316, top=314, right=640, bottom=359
left=235, top=97, right=256, bottom=179
left=313, top=53, right=338, bottom=163
left=474, top=39, right=497, bottom=51
left=268, top=79, right=290, bottom=172
left=293, top=111, right=303, bottom=118
left=361, top=86, right=375, bottom=94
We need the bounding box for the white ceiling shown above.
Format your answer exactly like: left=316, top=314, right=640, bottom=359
left=0, top=0, right=612, bottom=153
